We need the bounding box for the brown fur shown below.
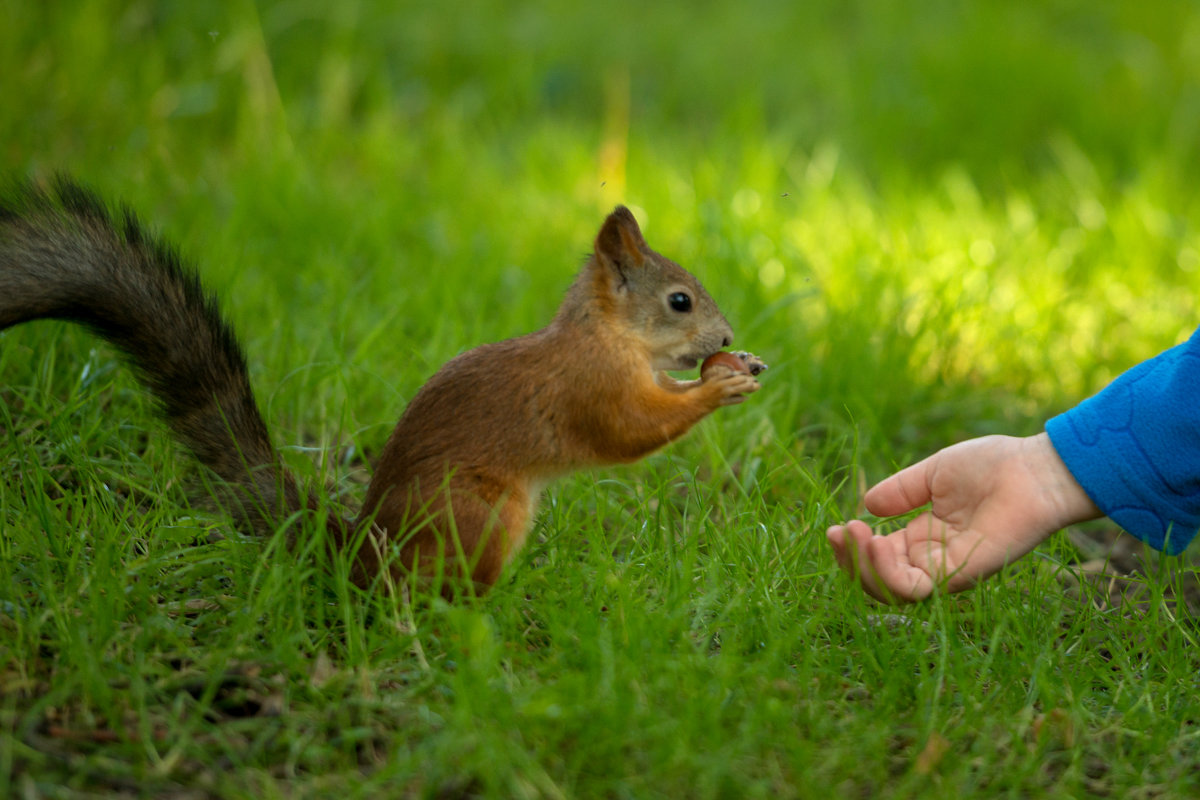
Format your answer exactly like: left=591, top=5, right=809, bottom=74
left=0, top=177, right=758, bottom=596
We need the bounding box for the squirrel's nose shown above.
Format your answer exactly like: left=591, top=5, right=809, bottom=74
left=721, top=335, right=733, bottom=348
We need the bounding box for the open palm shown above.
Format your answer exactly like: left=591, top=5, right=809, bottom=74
left=827, top=434, right=1101, bottom=603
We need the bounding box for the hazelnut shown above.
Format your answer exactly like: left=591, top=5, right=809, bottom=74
left=701, top=351, right=750, bottom=380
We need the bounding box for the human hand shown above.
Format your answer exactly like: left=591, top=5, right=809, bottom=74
left=826, top=433, right=1102, bottom=603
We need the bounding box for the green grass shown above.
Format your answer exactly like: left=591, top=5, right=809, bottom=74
left=4, top=0, right=1200, bottom=796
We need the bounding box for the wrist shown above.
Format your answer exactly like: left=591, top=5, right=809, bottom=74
left=1022, top=432, right=1103, bottom=529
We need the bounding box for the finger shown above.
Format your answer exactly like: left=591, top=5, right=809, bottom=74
left=826, top=523, right=863, bottom=575
left=867, top=534, right=934, bottom=603
left=834, top=520, right=898, bottom=604
left=863, top=455, right=936, bottom=517
left=826, top=525, right=850, bottom=571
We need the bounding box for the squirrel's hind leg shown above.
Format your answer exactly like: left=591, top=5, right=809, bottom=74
left=440, top=476, right=534, bottom=591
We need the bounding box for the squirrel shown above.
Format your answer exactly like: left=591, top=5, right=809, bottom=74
left=0, top=177, right=761, bottom=595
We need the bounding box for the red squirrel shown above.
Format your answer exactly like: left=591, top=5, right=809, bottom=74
left=0, top=178, right=761, bottom=594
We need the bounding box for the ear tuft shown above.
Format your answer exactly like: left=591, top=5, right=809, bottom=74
left=595, top=206, right=647, bottom=277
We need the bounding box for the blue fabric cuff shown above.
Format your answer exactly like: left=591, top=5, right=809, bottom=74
left=1045, top=329, right=1200, bottom=555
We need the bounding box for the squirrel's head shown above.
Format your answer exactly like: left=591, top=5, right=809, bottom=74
left=585, top=206, right=734, bottom=372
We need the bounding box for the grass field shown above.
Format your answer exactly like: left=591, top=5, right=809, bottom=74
left=4, top=1, right=1200, bottom=797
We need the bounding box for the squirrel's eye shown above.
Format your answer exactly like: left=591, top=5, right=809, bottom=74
left=668, top=292, right=692, bottom=312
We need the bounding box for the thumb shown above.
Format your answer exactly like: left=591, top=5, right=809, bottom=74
left=864, top=454, right=936, bottom=517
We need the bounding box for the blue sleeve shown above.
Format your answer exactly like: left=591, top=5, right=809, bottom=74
left=1045, top=326, right=1200, bottom=554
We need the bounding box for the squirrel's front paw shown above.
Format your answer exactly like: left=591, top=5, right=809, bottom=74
left=730, top=351, right=768, bottom=376
left=700, top=350, right=768, bottom=381
left=707, top=372, right=760, bottom=406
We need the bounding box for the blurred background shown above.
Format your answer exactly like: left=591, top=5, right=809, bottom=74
left=3, top=0, right=1199, bottom=471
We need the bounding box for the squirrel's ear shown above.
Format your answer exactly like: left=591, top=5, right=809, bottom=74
left=594, top=206, right=647, bottom=281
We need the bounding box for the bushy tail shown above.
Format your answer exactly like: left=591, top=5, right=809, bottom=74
left=0, top=176, right=305, bottom=533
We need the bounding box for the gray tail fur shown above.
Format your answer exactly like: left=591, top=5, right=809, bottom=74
left=0, top=176, right=310, bottom=534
